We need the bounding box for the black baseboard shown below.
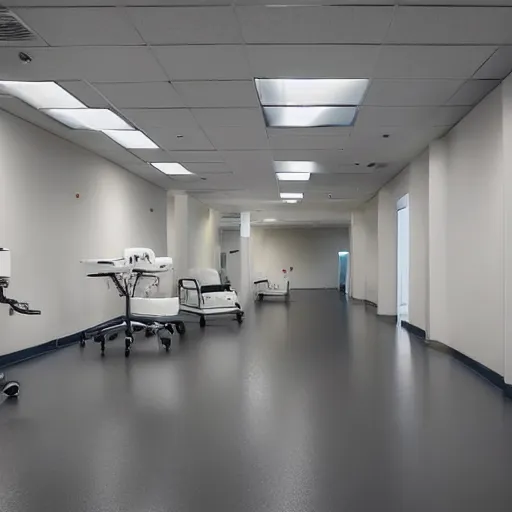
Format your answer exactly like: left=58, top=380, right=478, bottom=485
left=0, top=316, right=123, bottom=369
left=364, top=300, right=377, bottom=308
left=427, top=340, right=508, bottom=395
left=401, top=320, right=426, bottom=340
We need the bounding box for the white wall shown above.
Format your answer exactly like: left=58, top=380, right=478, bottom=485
left=363, top=197, right=379, bottom=305
left=444, top=87, right=504, bottom=374
left=222, top=227, right=349, bottom=290
left=0, top=110, right=167, bottom=355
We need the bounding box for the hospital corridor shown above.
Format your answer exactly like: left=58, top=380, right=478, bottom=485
left=2, top=1, right=512, bottom=511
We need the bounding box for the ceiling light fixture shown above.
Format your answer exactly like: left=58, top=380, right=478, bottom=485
left=283, top=199, right=299, bottom=204
left=0, top=81, right=85, bottom=109
left=276, top=172, right=310, bottom=181
left=151, top=162, right=193, bottom=175
left=274, top=161, right=316, bottom=173
left=280, top=192, right=303, bottom=199
left=255, top=78, right=368, bottom=106
left=263, top=106, right=357, bottom=128
left=103, top=130, right=158, bottom=149
left=44, top=108, right=133, bottom=131
left=264, top=218, right=277, bottom=222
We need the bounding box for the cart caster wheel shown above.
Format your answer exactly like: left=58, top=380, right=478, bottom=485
left=79, top=338, right=86, bottom=348
left=236, top=313, right=244, bottom=324
left=258, top=294, right=264, bottom=301
left=125, top=349, right=130, bottom=358
left=2, top=381, right=20, bottom=398
left=100, top=338, right=106, bottom=356
left=176, top=322, right=186, bottom=335
left=145, top=328, right=153, bottom=338
left=161, top=338, right=171, bottom=352
left=124, top=336, right=133, bottom=357
left=200, top=316, right=206, bottom=328
left=101, top=351, right=105, bottom=357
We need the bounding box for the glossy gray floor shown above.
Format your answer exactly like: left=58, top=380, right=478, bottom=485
left=1, top=290, right=512, bottom=512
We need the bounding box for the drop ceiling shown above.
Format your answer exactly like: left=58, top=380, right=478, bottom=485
left=0, top=0, right=511, bottom=226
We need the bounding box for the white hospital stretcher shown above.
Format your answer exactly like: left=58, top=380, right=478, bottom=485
left=81, top=248, right=185, bottom=357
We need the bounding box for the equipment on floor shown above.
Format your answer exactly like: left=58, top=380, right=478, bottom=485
left=81, top=247, right=186, bottom=357
left=254, top=267, right=293, bottom=301
left=0, top=248, right=41, bottom=397
left=178, top=268, right=244, bottom=327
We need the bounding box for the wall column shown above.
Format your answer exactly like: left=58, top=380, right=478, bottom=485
left=240, top=211, right=251, bottom=306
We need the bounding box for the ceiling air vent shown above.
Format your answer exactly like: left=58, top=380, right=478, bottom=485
left=0, top=6, right=36, bottom=42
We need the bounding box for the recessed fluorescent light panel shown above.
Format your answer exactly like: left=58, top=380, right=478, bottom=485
left=277, top=172, right=310, bottom=181
left=103, top=130, right=158, bottom=149
left=151, top=162, right=193, bottom=176
left=44, top=108, right=133, bottom=131
left=0, top=81, right=85, bottom=109
left=264, top=218, right=277, bottom=222
left=283, top=199, right=299, bottom=204
left=263, top=106, right=357, bottom=128
left=280, top=192, right=303, bottom=199
left=255, top=79, right=368, bottom=106
left=274, top=161, right=316, bottom=174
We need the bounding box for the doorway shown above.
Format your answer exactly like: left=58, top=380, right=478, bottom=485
left=396, top=195, right=410, bottom=321
left=338, top=251, right=349, bottom=294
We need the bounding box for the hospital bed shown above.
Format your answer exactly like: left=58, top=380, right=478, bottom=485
left=81, top=248, right=185, bottom=357
left=178, top=268, right=244, bottom=327
left=0, top=248, right=41, bottom=397
left=253, top=267, right=293, bottom=301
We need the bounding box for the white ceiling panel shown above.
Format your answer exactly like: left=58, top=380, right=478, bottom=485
left=269, top=133, right=349, bottom=150
left=58, top=81, right=109, bottom=108
left=95, top=82, right=184, bottom=108
left=124, top=163, right=173, bottom=190
left=374, top=46, right=497, bottom=79
left=4, top=0, right=231, bottom=4
left=356, top=106, right=471, bottom=128
left=363, top=79, right=464, bottom=107
left=446, top=80, right=501, bottom=106
left=192, top=108, right=265, bottom=129
left=128, top=148, right=170, bottom=161
left=128, top=7, right=243, bottom=44
left=246, top=45, right=380, bottom=78
left=183, top=162, right=233, bottom=175
left=153, top=46, right=251, bottom=81
left=236, top=0, right=394, bottom=4
left=172, top=81, right=259, bottom=108
left=236, top=6, right=394, bottom=44
left=0, top=47, right=168, bottom=82
left=165, top=151, right=225, bottom=163
left=473, top=48, right=512, bottom=79
left=148, top=127, right=214, bottom=151
left=121, top=108, right=202, bottom=131
left=387, top=7, right=512, bottom=45
left=202, top=126, right=269, bottom=150
left=400, top=0, right=512, bottom=6
left=14, top=8, right=144, bottom=46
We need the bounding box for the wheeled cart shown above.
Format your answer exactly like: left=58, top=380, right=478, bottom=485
left=254, top=267, right=293, bottom=302
left=179, top=268, right=244, bottom=327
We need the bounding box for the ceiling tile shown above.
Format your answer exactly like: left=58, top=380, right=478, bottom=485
left=356, top=106, right=471, bottom=128
left=58, top=81, right=109, bottom=108
left=121, top=108, right=201, bottom=131
left=153, top=46, right=251, bottom=81
left=202, top=126, right=269, bottom=150
left=236, top=0, right=394, bottom=4
left=192, top=108, right=265, bottom=129
left=95, top=82, right=184, bottom=108
left=401, top=0, right=512, bottom=4
left=128, top=7, right=243, bottom=44
left=387, top=7, right=512, bottom=45
left=165, top=151, right=225, bottom=163
left=4, top=0, right=232, bottom=4
left=474, top=48, right=512, bottom=79
left=0, top=47, right=167, bottom=82
left=236, top=6, right=393, bottom=44
left=148, top=127, right=214, bottom=151
left=268, top=133, right=349, bottom=150
left=446, top=80, right=501, bottom=106
left=128, top=148, right=170, bottom=161
left=247, top=45, right=380, bottom=78
left=363, top=79, right=464, bottom=106
left=172, top=81, right=259, bottom=108
left=183, top=162, right=234, bottom=175
left=374, top=46, right=497, bottom=79
left=14, top=7, right=144, bottom=46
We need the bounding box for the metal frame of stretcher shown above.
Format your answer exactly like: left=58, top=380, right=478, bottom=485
left=178, top=277, right=244, bottom=327
left=82, top=256, right=186, bottom=357
left=254, top=278, right=291, bottom=301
